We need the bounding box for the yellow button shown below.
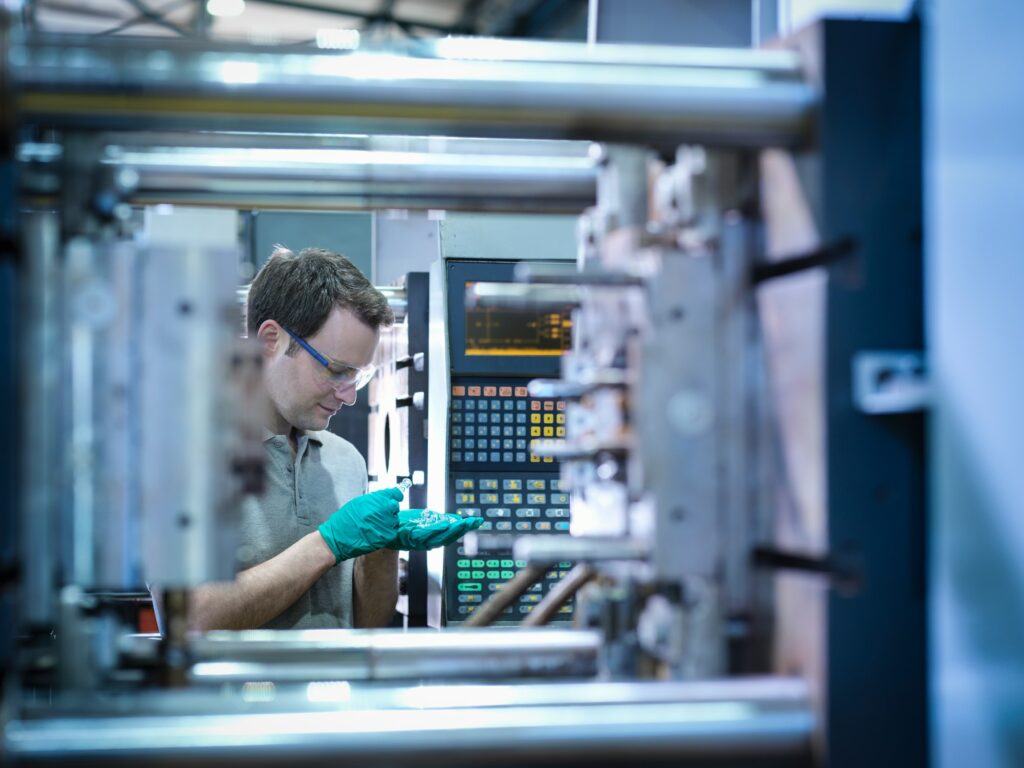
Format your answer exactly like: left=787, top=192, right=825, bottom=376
left=530, top=427, right=541, bottom=437
left=530, top=414, right=541, bottom=424
left=556, top=414, right=565, bottom=424
left=543, top=456, right=554, bottom=463
left=530, top=455, right=540, bottom=463
left=556, top=427, right=565, bottom=437
left=543, top=427, right=554, bottom=437
left=543, top=414, right=554, bottom=424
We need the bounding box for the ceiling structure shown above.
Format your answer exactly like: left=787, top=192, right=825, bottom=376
left=24, top=0, right=590, bottom=44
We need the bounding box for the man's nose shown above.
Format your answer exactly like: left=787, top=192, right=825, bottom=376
left=333, top=381, right=357, bottom=406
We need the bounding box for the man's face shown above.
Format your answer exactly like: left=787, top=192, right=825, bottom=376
left=259, top=306, right=380, bottom=433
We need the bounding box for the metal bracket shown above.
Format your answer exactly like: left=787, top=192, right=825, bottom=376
left=853, top=351, right=929, bottom=414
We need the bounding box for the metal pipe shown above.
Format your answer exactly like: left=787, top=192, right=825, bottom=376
left=19, top=209, right=61, bottom=628
left=5, top=678, right=815, bottom=766
left=521, top=563, right=598, bottom=627
left=7, top=36, right=816, bottom=149
left=464, top=563, right=550, bottom=627
left=178, top=627, right=602, bottom=682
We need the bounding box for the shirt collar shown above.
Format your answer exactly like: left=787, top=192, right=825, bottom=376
left=262, top=427, right=324, bottom=446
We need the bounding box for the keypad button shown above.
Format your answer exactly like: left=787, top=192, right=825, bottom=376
left=452, top=452, right=463, bottom=462
left=465, top=399, right=476, bottom=410
left=530, top=455, right=540, bottom=463
left=501, top=570, right=515, bottom=579
left=500, top=559, right=514, bottom=567
left=530, top=427, right=541, bottom=437
left=464, top=439, right=475, bottom=449
left=521, top=594, right=541, bottom=603
left=477, top=452, right=488, bottom=461
left=556, top=414, right=566, bottom=424
left=477, top=413, right=488, bottom=424
left=499, top=386, right=513, bottom=397
left=535, top=521, right=552, bottom=531
left=478, top=479, right=497, bottom=490
left=519, top=605, right=534, bottom=614
left=503, top=414, right=514, bottom=425
left=496, top=521, right=512, bottom=531
left=468, top=386, right=481, bottom=397
left=457, top=583, right=482, bottom=592
left=550, top=493, right=569, bottom=504
left=527, top=582, right=543, bottom=592
left=504, top=493, right=523, bottom=505
left=555, top=521, right=571, bottom=531
left=465, top=412, right=476, bottom=423
left=543, top=414, right=554, bottom=424
left=503, top=437, right=514, bottom=448
left=527, top=479, right=545, bottom=490
left=503, top=479, right=522, bottom=490
left=478, top=521, right=493, bottom=531
left=490, top=400, right=501, bottom=411
left=531, top=414, right=542, bottom=424
left=516, top=507, right=540, bottom=518
left=547, top=507, right=569, bottom=518
left=516, top=414, right=527, bottom=424
left=527, top=493, right=546, bottom=505
left=557, top=401, right=566, bottom=411
left=456, top=507, right=481, bottom=517
left=455, top=493, right=475, bottom=504
left=452, top=439, right=462, bottom=449
left=456, top=559, right=470, bottom=567
left=490, top=427, right=502, bottom=437
left=465, top=426, right=476, bottom=436
left=490, top=452, right=500, bottom=462
left=543, top=456, right=554, bottom=463
left=486, top=570, right=500, bottom=579
left=556, top=427, right=566, bottom=437
left=485, top=507, right=511, bottom=518
left=543, top=401, right=554, bottom=411
left=515, top=521, right=532, bottom=531
left=483, top=386, right=496, bottom=397
left=457, top=594, right=481, bottom=603
left=531, top=401, right=541, bottom=411
left=451, top=412, right=463, bottom=423
left=452, top=386, right=466, bottom=397
left=516, top=451, right=527, bottom=462
left=451, top=426, right=462, bottom=436
left=504, top=400, right=514, bottom=411
left=489, top=439, right=501, bottom=450
left=516, top=439, right=527, bottom=449
left=549, top=479, right=562, bottom=490
left=471, top=559, right=485, bottom=567
left=479, top=493, right=499, bottom=504
left=471, top=570, right=485, bottom=579
left=559, top=561, right=572, bottom=568
left=516, top=400, right=527, bottom=411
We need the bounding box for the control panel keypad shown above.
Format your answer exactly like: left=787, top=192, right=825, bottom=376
left=449, top=384, right=561, bottom=466
left=449, top=470, right=573, bottom=621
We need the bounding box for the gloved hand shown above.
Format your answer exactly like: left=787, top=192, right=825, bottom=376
left=389, top=510, right=484, bottom=551
left=318, top=487, right=403, bottom=563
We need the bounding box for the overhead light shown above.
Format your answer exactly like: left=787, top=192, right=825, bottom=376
left=316, top=28, right=361, bottom=50
left=207, top=0, right=245, bottom=17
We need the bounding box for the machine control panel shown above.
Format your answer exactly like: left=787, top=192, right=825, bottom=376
left=443, top=259, right=574, bottom=624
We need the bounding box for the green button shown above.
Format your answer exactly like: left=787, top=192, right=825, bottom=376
left=501, top=570, right=514, bottom=579
left=559, top=561, right=572, bottom=568
left=486, top=559, right=500, bottom=568
left=456, top=570, right=470, bottom=579
left=486, top=570, right=500, bottom=579
left=515, top=560, right=527, bottom=567
left=457, top=583, right=482, bottom=592
left=457, top=559, right=470, bottom=568
left=471, top=570, right=485, bottom=579
left=500, top=559, right=514, bottom=568
left=471, top=559, right=485, bottom=567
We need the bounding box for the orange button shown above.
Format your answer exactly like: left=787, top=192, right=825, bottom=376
left=515, top=387, right=528, bottom=397
left=499, top=386, right=512, bottom=397
left=468, top=386, right=481, bottom=397
left=543, top=401, right=554, bottom=411
left=531, top=401, right=541, bottom=411
left=557, top=401, right=565, bottom=411
left=452, top=386, right=466, bottom=396
left=483, top=386, right=497, bottom=397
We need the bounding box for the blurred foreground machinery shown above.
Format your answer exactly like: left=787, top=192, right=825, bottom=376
left=0, top=14, right=924, bottom=768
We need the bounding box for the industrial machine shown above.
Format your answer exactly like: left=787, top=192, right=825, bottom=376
left=0, top=12, right=926, bottom=768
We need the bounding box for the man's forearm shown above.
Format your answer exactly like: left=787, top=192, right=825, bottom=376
left=353, top=548, right=399, bottom=627
left=189, top=531, right=336, bottom=631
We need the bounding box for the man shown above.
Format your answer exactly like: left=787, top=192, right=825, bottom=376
left=189, top=246, right=479, bottom=630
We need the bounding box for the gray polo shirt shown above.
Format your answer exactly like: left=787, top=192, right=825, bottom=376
left=237, top=428, right=367, bottom=629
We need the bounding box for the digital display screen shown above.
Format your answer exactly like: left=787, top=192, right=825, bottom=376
left=464, top=282, right=573, bottom=357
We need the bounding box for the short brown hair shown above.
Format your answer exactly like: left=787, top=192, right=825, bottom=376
left=246, top=246, right=393, bottom=351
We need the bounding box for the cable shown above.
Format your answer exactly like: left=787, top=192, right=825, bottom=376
left=93, top=0, right=192, bottom=37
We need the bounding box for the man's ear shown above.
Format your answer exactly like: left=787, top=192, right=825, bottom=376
left=256, top=320, right=283, bottom=359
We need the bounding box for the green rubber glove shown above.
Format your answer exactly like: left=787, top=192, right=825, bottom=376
left=390, top=510, right=484, bottom=551
left=318, top=487, right=403, bottom=563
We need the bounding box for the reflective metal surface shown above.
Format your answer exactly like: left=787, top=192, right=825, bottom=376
left=7, top=678, right=814, bottom=766
left=7, top=35, right=816, bottom=148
